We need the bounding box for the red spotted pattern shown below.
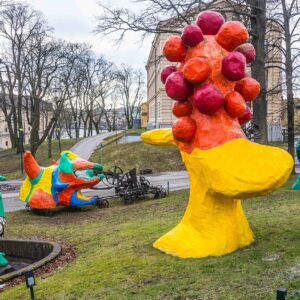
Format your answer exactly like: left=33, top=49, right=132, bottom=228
left=160, top=10, right=260, bottom=151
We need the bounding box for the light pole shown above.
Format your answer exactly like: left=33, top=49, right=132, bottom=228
left=154, top=42, right=157, bottom=129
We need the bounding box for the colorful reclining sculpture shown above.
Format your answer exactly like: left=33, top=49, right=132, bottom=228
left=142, top=10, right=293, bottom=258
left=292, top=138, right=300, bottom=189
left=20, top=151, right=104, bottom=210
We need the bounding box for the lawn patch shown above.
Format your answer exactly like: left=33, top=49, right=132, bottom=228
left=0, top=177, right=299, bottom=299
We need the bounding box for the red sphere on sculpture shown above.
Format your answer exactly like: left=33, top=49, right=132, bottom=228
left=236, top=43, right=256, bottom=64
left=192, top=84, right=225, bottom=115
left=222, top=51, right=246, bottom=81
left=196, top=11, right=225, bottom=35
left=238, top=107, right=253, bottom=124
left=216, top=21, right=249, bottom=52
left=161, top=66, right=177, bottom=84
left=225, top=91, right=247, bottom=118
left=165, top=72, right=194, bottom=102
left=235, top=78, right=260, bottom=101
left=172, top=117, right=197, bottom=143
left=181, top=24, right=203, bottom=47
left=163, top=36, right=186, bottom=62
left=172, top=101, right=193, bottom=118
left=183, top=57, right=211, bottom=84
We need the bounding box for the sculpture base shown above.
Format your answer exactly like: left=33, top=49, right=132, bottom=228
left=154, top=199, right=254, bottom=258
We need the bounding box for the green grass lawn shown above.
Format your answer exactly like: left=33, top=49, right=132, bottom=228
left=0, top=138, right=80, bottom=180
left=90, top=141, right=185, bottom=173
left=1, top=177, right=300, bottom=299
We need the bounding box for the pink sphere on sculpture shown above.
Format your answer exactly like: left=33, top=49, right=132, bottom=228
left=191, top=84, right=225, bottom=115
left=196, top=11, right=225, bottom=35
left=161, top=66, right=177, bottom=84
left=165, top=71, right=194, bottom=102
left=181, top=24, right=204, bottom=47
left=238, top=107, right=253, bottom=124
left=236, top=43, right=256, bottom=64
left=222, top=51, right=246, bottom=81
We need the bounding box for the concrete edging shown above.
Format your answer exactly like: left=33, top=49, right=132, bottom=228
left=0, top=239, right=61, bottom=282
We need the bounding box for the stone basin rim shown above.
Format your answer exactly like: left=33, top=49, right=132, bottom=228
left=0, top=239, right=61, bottom=282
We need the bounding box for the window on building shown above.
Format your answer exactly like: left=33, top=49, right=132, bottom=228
left=5, top=141, right=8, bottom=146
left=5, top=128, right=7, bottom=132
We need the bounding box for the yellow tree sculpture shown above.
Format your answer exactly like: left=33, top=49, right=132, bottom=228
left=142, top=11, right=293, bottom=258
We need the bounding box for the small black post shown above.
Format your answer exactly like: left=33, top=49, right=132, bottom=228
left=25, top=271, right=36, bottom=300
left=167, top=181, right=170, bottom=196
left=30, top=286, right=34, bottom=300
left=19, top=128, right=24, bottom=174
left=276, top=288, right=287, bottom=300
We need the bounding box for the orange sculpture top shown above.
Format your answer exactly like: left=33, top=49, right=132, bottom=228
left=161, top=11, right=260, bottom=153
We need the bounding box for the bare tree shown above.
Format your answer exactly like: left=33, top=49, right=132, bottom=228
left=95, top=0, right=217, bottom=43
left=95, top=0, right=271, bottom=142
left=0, top=2, right=46, bottom=152
left=116, top=65, right=144, bottom=129
left=264, top=0, right=300, bottom=170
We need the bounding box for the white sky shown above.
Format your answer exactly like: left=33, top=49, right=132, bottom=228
left=26, top=0, right=153, bottom=71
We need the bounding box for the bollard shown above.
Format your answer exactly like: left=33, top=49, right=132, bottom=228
left=276, top=288, right=287, bottom=300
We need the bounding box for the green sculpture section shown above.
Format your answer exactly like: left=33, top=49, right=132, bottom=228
left=292, top=138, right=300, bottom=190
left=0, top=176, right=8, bottom=267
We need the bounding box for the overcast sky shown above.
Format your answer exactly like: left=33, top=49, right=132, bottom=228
left=27, top=0, right=153, bottom=71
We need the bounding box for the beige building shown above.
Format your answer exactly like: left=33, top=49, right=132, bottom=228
left=140, top=102, right=149, bottom=128
left=145, top=3, right=283, bottom=133
left=0, top=97, right=52, bottom=149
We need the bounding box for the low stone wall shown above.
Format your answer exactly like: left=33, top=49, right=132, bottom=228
left=0, top=239, right=61, bottom=281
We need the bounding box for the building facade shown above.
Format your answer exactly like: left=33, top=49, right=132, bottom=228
left=145, top=3, right=283, bottom=133
left=0, top=97, right=52, bottom=149
left=140, top=102, right=148, bottom=128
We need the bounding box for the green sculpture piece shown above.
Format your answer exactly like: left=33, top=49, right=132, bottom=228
left=0, top=252, right=8, bottom=267
left=292, top=138, right=300, bottom=190
left=0, top=176, right=8, bottom=267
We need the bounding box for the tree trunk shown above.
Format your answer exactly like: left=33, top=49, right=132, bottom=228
left=47, top=125, right=55, bottom=158
left=83, top=121, right=87, bottom=137
left=249, top=0, right=268, bottom=144
left=30, top=97, right=41, bottom=156
left=282, top=0, right=295, bottom=173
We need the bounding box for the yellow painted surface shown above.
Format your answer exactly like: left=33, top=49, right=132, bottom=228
left=141, top=129, right=175, bottom=146
left=142, top=130, right=293, bottom=258
left=64, top=151, right=78, bottom=160
left=19, top=177, right=31, bottom=201
left=20, top=166, right=55, bottom=201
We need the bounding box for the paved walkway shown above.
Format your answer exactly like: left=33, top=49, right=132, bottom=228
left=69, top=130, right=123, bottom=160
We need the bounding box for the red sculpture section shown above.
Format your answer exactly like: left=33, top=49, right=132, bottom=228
left=161, top=10, right=261, bottom=152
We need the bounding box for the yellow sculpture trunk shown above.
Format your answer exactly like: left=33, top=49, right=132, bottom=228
left=154, top=151, right=254, bottom=258
left=142, top=131, right=293, bottom=258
